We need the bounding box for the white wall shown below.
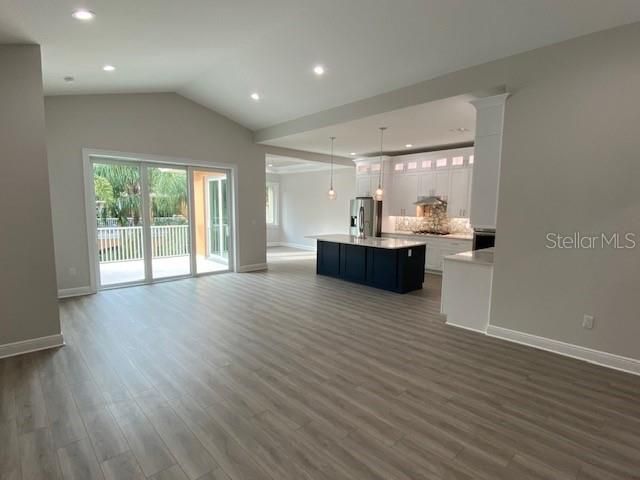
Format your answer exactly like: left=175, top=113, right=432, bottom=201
left=0, top=45, right=61, bottom=346
left=45, top=93, right=266, bottom=292
left=279, top=169, right=355, bottom=249
left=490, top=22, right=640, bottom=360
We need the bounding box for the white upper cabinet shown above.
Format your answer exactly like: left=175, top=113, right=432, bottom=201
left=389, top=174, right=419, bottom=216
left=356, top=163, right=370, bottom=175
left=356, top=150, right=474, bottom=218
left=418, top=171, right=436, bottom=196
left=356, top=175, right=372, bottom=196
left=448, top=168, right=471, bottom=218
left=435, top=170, right=451, bottom=200
left=355, top=157, right=390, bottom=198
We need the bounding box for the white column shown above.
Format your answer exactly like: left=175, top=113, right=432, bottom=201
left=469, top=93, right=510, bottom=230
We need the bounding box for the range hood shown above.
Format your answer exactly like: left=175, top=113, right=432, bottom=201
left=413, top=196, right=447, bottom=206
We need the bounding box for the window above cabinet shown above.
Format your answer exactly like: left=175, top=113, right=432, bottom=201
left=386, top=147, right=474, bottom=176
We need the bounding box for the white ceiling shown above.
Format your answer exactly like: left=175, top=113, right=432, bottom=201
left=263, top=95, right=477, bottom=157
left=266, top=154, right=351, bottom=175
left=2, top=0, right=640, bottom=131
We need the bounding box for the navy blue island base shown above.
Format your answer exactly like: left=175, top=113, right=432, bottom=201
left=315, top=239, right=426, bottom=294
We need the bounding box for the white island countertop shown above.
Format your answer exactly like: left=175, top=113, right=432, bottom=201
left=444, top=247, right=494, bottom=266
left=307, top=234, right=427, bottom=250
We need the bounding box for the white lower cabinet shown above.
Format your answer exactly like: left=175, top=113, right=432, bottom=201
left=384, top=234, right=472, bottom=272
left=439, top=246, right=464, bottom=269
left=425, top=243, right=442, bottom=271
left=426, top=239, right=472, bottom=272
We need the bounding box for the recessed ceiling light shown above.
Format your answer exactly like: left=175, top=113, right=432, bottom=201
left=250, top=92, right=260, bottom=101
left=405, top=144, right=413, bottom=148
left=102, top=65, right=115, bottom=72
left=72, top=9, right=95, bottom=20
left=63, top=76, right=75, bottom=83
left=350, top=152, right=356, bottom=156
left=313, top=65, right=325, bottom=76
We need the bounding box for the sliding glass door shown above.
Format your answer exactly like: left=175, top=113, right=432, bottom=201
left=93, top=160, right=146, bottom=286
left=207, top=176, right=229, bottom=260
left=192, top=169, right=231, bottom=274
left=91, top=157, right=232, bottom=289
left=148, top=166, right=191, bottom=280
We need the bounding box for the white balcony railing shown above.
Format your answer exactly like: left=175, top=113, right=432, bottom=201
left=97, top=225, right=190, bottom=263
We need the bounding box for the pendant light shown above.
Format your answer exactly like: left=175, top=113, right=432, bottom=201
left=374, top=127, right=387, bottom=201
left=328, top=136, right=337, bottom=200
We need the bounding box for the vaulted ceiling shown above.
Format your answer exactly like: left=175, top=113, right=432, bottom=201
left=2, top=0, right=640, bottom=131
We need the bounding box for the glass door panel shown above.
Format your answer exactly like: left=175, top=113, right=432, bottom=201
left=93, top=161, right=145, bottom=286
left=192, top=169, right=230, bottom=273
left=148, top=166, right=191, bottom=279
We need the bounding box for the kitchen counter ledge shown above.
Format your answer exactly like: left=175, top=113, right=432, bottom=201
left=306, top=234, right=427, bottom=250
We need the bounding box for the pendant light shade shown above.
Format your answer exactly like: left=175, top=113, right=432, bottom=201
left=328, top=136, right=337, bottom=200
left=375, top=127, right=387, bottom=201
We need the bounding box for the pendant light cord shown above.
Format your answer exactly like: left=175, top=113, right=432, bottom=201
left=329, top=136, right=335, bottom=189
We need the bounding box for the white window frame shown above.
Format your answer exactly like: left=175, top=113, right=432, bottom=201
left=266, top=182, right=279, bottom=226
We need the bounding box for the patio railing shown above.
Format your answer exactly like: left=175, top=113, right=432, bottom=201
left=97, top=225, right=190, bottom=263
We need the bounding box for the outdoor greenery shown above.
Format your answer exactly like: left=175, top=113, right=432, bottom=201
left=94, top=163, right=188, bottom=226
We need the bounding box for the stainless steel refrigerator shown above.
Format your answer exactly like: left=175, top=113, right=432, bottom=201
left=350, top=196, right=382, bottom=238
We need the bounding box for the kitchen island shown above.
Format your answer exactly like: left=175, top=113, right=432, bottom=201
left=307, top=234, right=427, bottom=293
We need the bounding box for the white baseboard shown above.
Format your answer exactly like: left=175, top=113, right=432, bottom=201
left=279, top=242, right=317, bottom=251
left=58, top=286, right=94, bottom=299
left=446, top=321, right=487, bottom=334
left=0, top=333, right=65, bottom=359
left=486, top=325, right=640, bottom=376
left=237, top=263, right=268, bottom=273
left=266, top=241, right=317, bottom=251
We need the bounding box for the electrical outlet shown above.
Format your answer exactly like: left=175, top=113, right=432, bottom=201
left=582, top=314, right=594, bottom=330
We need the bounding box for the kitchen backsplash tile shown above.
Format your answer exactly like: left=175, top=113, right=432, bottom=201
left=393, top=209, right=472, bottom=234
left=448, top=217, right=473, bottom=234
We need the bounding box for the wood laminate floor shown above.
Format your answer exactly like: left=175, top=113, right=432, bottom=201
left=1, top=254, right=640, bottom=480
